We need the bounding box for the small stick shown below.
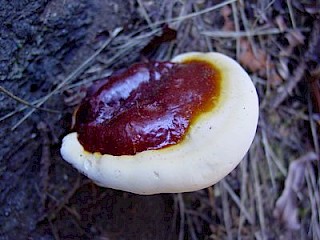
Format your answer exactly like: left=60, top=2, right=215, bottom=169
left=231, top=1, right=240, bottom=60
left=177, top=193, right=185, bottom=240
left=286, top=0, right=296, bottom=29
left=0, top=86, right=59, bottom=113
left=221, top=178, right=254, bottom=224
left=250, top=148, right=267, bottom=239
left=137, top=0, right=155, bottom=30
left=271, top=62, right=306, bottom=109
left=11, top=27, right=122, bottom=130
left=220, top=180, right=233, bottom=240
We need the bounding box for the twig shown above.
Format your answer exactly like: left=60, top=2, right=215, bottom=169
left=64, top=29, right=161, bottom=90
left=231, top=1, right=240, bottom=60
left=221, top=179, right=254, bottom=224
left=308, top=91, right=320, bottom=174
left=193, top=3, right=213, bottom=52
left=185, top=209, right=212, bottom=223
left=261, top=129, right=276, bottom=190
left=62, top=70, right=112, bottom=91
left=102, top=0, right=235, bottom=52
left=271, top=62, right=306, bottom=109
left=220, top=181, right=233, bottom=240
left=306, top=164, right=320, bottom=239
left=0, top=96, right=52, bottom=122
left=150, top=0, right=237, bottom=28
left=251, top=0, right=275, bottom=29
left=0, top=86, right=59, bottom=113
left=238, top=156, right=249, bottom=238
left=97, top=38, right=147, bottom=65
left=207, top=186, right=215, bottom=218
left=250, top=146, right=267, bottom=239
left=186, top=212, right=198, bottom=240
left=171, top=193, right=179, bottom=237
left=11, top=27, right=122, bottom=130
left=264, top=130, right=287, bottom=175
left=177, top=193, right=185, bottom=240
left=49, top=219, right=60, bottom=240
left=238, top=0, right=257, bottom=56
left=7, top=1, right=236, bottom=129
left=170, top=0, right=193, bottom=31
left=201, top=27, right=309, bottom=38
left=137, top=0, right=155, bottom=30
left=286, top=0, right=296, bottom=29
left=47, top=174, right=81, bottom=218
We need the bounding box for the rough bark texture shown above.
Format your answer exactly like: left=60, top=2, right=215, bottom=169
left=0, top=1, right=173, bottom=239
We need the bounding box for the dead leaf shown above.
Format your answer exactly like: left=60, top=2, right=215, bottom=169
left=239, top=39, right=267, bottom=75
left=239, top=39, right=283, bottom=86
left=221, top=5, right=234, bottom=31
left=269, top=67, right=283, bottom=87
left=273, top=152, right=318, bottom=230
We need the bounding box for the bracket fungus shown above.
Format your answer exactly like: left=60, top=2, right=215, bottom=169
left=61, top=52, right=259, bottom=195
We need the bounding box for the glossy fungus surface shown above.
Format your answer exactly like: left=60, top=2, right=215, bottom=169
left=74, top=60, right=221, bottom=155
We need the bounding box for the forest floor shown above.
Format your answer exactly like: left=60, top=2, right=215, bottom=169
left=0, top=0, right=320, bottom=239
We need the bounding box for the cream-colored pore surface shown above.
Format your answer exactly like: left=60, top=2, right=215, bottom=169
left=60, top=52, right=259, bottom=195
